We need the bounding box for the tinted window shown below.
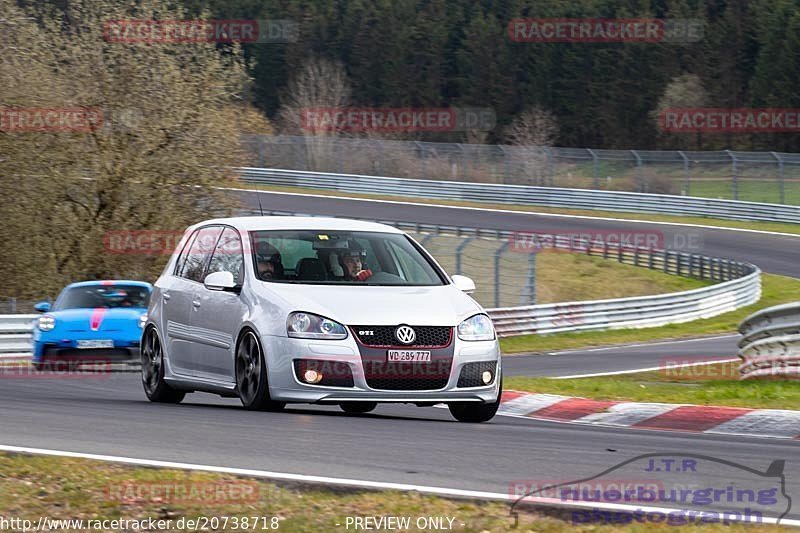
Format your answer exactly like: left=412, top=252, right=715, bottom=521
left=180, top=226, right=223, bottom=282
left=56, top=285, right=150, bottom=310
left=207, top=227, right=244, bottom=284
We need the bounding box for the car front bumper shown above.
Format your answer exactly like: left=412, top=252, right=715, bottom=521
left=263, top=334, right=501, bottom=404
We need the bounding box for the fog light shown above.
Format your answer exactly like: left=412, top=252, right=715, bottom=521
left=481, top=371, right=493, bottom=384
left=304, top=369, right=323, bottom=384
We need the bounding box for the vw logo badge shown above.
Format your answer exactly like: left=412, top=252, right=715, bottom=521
left=395, top=325, right=416, bottom=345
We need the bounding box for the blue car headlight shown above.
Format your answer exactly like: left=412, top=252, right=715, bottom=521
left=38, top=315, right=56, bottom=331
left=138, top=314, right=147, bottom=329
left=287, top=312, right=347, bottom=340
left=457, top=314, right=495, bottom=341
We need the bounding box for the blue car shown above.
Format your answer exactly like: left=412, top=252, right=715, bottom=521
left=32, top=280, right=152, bottom=370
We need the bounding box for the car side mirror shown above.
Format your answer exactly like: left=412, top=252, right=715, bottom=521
left=451, top=275, right=476, bottom=294
left=34, top=301, right=51, bottom=313
left=204, top=271, right=238, bottom=292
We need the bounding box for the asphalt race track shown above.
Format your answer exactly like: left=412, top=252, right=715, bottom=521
left=504, top=335, right=740, bottom=377
left=1, top=374, right=799, bottom=522
left=236, top=189, right=800, bottom=277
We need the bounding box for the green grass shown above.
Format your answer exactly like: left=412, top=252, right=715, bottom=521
left=0, top=453, right=788, bottom=532
left=506, top=361, right=800, bottom=410
left=500, top=273, right=800, bottom=354
left=236, top=181, right=800, bottom=236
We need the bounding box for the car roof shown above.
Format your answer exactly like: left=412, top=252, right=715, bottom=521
left=65, top=280, right=153, bottom=289
left=190, top=216, right=404, bottom=234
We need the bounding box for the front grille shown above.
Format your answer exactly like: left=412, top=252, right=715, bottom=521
left=362, top=360, right=452, bottom=390
left=352, top=326, right=452, bottom=347
left=457, top=361, right=497, bottom=387
left=293, top=359, right=354, bottom=388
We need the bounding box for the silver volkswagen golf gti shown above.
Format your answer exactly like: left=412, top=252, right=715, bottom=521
left=141, top=216, right=502, bottom=422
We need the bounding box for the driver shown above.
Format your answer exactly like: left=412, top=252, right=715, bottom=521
left=256, top=242, right=284, bottom=280
left=339, top=240, right=372, bottom=281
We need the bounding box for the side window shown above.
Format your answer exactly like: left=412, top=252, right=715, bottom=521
left=207, top=227, right=244, bottom=285
left=181, top=226, right=223, bottom=283
left=174, top=230, right=199, bottom=277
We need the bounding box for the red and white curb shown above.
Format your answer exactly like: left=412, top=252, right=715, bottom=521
left=498, top=391, right=800, bottom=439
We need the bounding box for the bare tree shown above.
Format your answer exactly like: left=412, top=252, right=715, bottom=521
left=277, top=56, right=352, bottom=170
left=651, top=73, right=708, bottom=149
left=502, top=107, right=559, bottom=185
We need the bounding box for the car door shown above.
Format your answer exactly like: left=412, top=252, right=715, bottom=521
left=190, top=226, right=246, bottom=383
left=165, top=225, right=222, bottom=376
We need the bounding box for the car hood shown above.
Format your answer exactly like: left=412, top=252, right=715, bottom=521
left=48, top=307, right=145, bottom=332
left=260, top=284, right=483, bottom=326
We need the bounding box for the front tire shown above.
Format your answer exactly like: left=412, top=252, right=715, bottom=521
left=339, top=402, right=377, bottom=414
left=235, top=330, right=285, bottom=412
left=448, top=377, right=502, bottom=423
left=141, top=327, right=185, bottom=404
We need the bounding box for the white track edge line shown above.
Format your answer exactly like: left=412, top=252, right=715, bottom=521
left=0, top=444, right=796, bottom=527
left=224, top=187, right=800, bottom=238
left=550, top=358, right=741, bottom=379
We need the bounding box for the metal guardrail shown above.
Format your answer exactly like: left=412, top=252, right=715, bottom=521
left=738, top=303, right=800, bottom=379
left=258, top=211, right=762, bottom=337
left=0, top=314, right=36, bottom=359
left=239, top=167, right=800, bottom=223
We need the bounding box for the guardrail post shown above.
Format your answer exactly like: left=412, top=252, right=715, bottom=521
left=587, top=148, right=599, bottom=189
left=726, top=150, right=738, bottom=200
left=9, top=298, right=16, bottom=314
left=494, top=241, right=510, bottom=308
left=455, top=236, right=475, bottom=275
left=631, top=150, right=644, bottom=192
left=771, top=152, right=785, bottom=204
left=677, top=150, right=690, bottom=195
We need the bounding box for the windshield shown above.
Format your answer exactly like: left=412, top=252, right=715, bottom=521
left=249, top=230, right=446, bottom=286
left=55, top=285, right=151, bottom=310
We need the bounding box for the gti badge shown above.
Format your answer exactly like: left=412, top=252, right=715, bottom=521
left=395, top=325, right=416, bottom=345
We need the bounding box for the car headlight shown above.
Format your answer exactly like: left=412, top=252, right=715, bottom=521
left=457, top=314, right=495, bottom=341
left=138, top=314, right=147, bottom=329
left=287, top=312, right=348, bottom=340
left=38, top=315, right=56, bottom=331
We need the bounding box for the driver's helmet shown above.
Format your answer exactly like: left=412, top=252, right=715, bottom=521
left=337, top=239, right=367, bottom=276
left=256, top=241, right=284, bottom=278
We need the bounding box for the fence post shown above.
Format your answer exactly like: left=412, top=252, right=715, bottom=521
left=455, top=236, right=475, bottom=275
left=494, top=241, right=510, bottom=308
left=415, top=141, right=427, bottom=178
left=499, top=145, right=510, bottom=184
left=771, top=152, right=785, bottom=204
left=678, top=150, right=690, bottom=195
left=631, top=150, right=644, bottom=192
left=10, top=297, right=16, bottom=314
left=522, top=250, right=537, bottom=305
left=726, top=150, right=738, bottom=200
left=587, top=148, right=599, bottom=189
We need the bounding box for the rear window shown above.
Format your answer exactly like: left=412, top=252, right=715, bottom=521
left=55, top=285, right=151, bottom=310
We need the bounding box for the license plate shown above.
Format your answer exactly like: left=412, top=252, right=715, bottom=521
left=387, top=350, right=431, bottom=362
left=76, top=339, right=114, bottom=349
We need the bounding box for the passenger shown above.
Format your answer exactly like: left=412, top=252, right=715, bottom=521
left=256, top=242, right=284, bottom=280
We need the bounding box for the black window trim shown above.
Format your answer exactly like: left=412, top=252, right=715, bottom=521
left=206, top=225, right=247, bottom=290
left=173, top=224, right=225, bottom=285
